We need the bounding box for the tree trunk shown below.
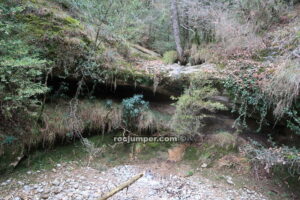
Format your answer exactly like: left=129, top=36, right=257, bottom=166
left=171, top=0, right=183, bottom=62
left=183, top=3, right=190, bottom=49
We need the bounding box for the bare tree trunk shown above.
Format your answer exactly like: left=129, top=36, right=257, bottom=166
left=183, top=3, right=190, bottom=49
left=171, top=0, right=183, bottom=62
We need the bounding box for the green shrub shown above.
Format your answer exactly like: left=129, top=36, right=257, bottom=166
left=0, top=1, right=49, bottom=121
left=122, top=95, right=149, bottom=130
left=163, top=50, right=178, bottom=64
left=223, top=64, right=269, bottom=131
left=0, top=1, right=50, bottom=164
left=172, top=74, right=227, bottom=137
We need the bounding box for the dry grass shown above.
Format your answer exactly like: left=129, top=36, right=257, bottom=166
left=213, top=11, right=264, bottom=56
left=206, top=132, right=238, bottom=150
left=39, top=99, right=170, bottom=145
left=79, top=100, right=122, bottom=133
left=216, top=154, right=251, bottom=174
left=40, top=99, right=122, bottom=145
left=189, top=44, right=203, bottom=64
left=263, top=60, right=300, bottom=117
left=137, top=111, right=157, bottom=134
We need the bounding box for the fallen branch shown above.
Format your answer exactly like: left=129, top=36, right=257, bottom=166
left=99, top=173, right=144, bottom=200
left=9, top=154, right=24, bottom=169
left=131, top=44, right=161, bottom=58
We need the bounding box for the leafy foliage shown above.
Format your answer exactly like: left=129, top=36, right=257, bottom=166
left=122, top=95, right=149, bottom=130
left=223, top=61, right=300, bottom=135
left=223, top=65, right=269, bottom=131
left=0, top=1, right=49, bottom=122
left=286, top=104, right=300, bottom=135
left=172, top=74, right=227, bottom=137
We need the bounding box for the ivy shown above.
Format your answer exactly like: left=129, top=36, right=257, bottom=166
left=286, top=105, right=300, bottom=135
left=223, top=64, right=300, bottom=134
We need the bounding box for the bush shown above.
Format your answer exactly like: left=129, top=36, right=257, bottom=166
left=122, top=95, right=149, bottom=131
left=171, top=73, right=227, bottom=137
left=223, top=64, right=270, bottom=131
left=242, top=139, right=300, bottom=176
left=163, top=50, right=178, bottom=64
left=0, top=1, right=49, bottom=124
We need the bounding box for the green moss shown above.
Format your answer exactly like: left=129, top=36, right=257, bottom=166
left=186, top=171, right=194, bottom=176
left=137, top=142, right=172, bottom=160
left=19, top=143, right=87, bottom=171
left=19, top=14, right=63, bottom=38
left=183, top=142, right=238, bottom=166
left=184, top=146, right=200, bottom=161
left=131, top=52, right=157, bottom=61
left=147, top=142, right=160, bottom=148
left=18, top=7, right=84, bottom=40
left=104, top=67, right=154, bottom=87
left=163, top=50, right=178, bottom=64
left=63, top=16, right=81, bottom=27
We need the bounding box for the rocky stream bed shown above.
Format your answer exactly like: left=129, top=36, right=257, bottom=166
left=1, top=163, right=268, bottom=200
